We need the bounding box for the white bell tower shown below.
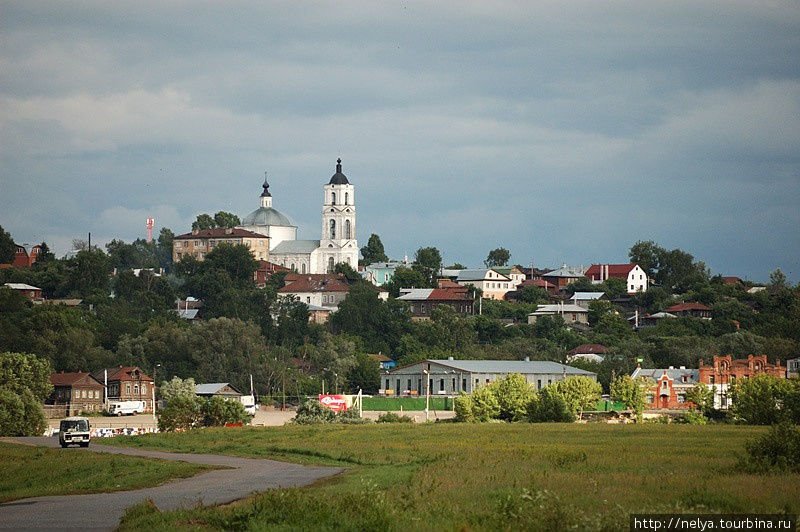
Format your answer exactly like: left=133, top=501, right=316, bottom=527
left=320, top=158, right=358, bottom=272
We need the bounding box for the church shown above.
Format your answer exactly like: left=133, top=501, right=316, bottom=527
left=238, top=158, right=358, bottom=274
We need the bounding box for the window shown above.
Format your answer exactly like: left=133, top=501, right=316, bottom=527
left=710, top=375, right=715, bottom=384
left=417, top=378, right=421, bottom=391
left=328, top=257, right=335, bottom=273
left=291, top=263, right=296, bottom=271
left=677, top=394, right=685, bottom=404
left=210, top=240, right=215, bottom=247
left=385, top=379, right=390, bottom=390
left=462, top=378, right=467, bottom=391
left=345, top=219, right=351, bottom=239
left=475, top=378, right=479, bottom=387
left=301, top=263, right=306, bottom=274
left=307, top=296, right=311, bottom=303
left=332, top=192, right=336, bottom=204
left=397, top=379, right=401, bottom=392
left=429, top=378, right=433, bottom=390
left=345, top=192, right=349, bottom=204
left=547, top=379, right=551, bottom=385
left=452, top=378, right=456, bottom=391
left=407, top=379, right=411, bottom=390
left=142, top=384, right=147, bottom=394
left=126, top=384, right=131, bottom=394
left=134, top=384, right=139, bottom=395
left=630, top=284, right=634, bottom=290
left=329, top=219, right=336, bottom=239
left=537, top=379, right=542, bottom=389
left=662, top=380, right=668, bottom=389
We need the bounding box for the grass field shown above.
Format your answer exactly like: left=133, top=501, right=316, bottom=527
left=0, top=442, right=213, bottom=502
left=105, top=423, right=800, bottom=531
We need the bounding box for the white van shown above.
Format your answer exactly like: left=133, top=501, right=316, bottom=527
left=59, top=417, right=90, bottom=447
left=108, top=400, right=146, bottom=416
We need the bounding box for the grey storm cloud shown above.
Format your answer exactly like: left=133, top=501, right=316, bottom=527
left=0, top=0, right=798, bottom=281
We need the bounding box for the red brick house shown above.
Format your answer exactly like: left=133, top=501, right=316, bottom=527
left=254, top=260, right=290, bottom=287
left=666, top=302, right=712, bottom=319
left=698, top=355, right=785, bottom=409
left=92, top=366, right=156, bottom=412
left=397, top=286, right=475, bottom=319
left=3, top=283, right=43, bottom=300
left=46, top=372, right=105, bottom=416
left=0, top=244, right=41, bottom=269
left=631, top=366, right=699, bottom=410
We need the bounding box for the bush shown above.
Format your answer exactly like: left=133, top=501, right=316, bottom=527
left=740, top=422, right=800, bottom=473
left=528, top=387, right=575, bottom=423
left=454, top=393, right=474, bottom=422
left=730, top=374, right=791, bottom=425
left=376, top=412, right=413, bottom=423
left=202, top=396, right=251, bottom=427
left=157, top=396, right=202, bottom=432
left=493, top=373, right=535, bottom=422
left=677, top=410, right=708, bottom=425
left=471, top=385, right=500, bottom=422
left=0, top=387, right=48, bottom=436
left=293, top=399, right=370, bottom=424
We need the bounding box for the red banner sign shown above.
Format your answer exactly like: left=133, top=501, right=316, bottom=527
left=318, top=394, right=348, bottom=412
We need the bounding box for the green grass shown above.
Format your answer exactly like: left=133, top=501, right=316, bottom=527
left=106, top=423, right=800, bottom=531
left=0, top=442, right=214, bottom=502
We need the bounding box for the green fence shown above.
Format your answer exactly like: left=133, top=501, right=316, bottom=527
left=362, top=396, right=453, bottom=411
left=593, top=400, right=626, bottom=412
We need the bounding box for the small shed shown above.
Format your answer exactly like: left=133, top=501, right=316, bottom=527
left=194, top=383, right=243, bottom=399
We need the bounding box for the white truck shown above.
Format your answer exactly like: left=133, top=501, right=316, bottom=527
left=240, top=395, right=257, bottom=415
left=108, top=400, right=146, bottom=416
left=59, top=417, right=90, bottom=447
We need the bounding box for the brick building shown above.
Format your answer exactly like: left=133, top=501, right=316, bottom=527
left=92, top=366, right=156, bottom=412
left=631, top=366, right=699, bottom=410
left=173, top=228, right=270, bottom=262
left=698, top=355, right=785, bottom=409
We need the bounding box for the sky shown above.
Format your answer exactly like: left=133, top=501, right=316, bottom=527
left=1, top=1, right=798, bottom=283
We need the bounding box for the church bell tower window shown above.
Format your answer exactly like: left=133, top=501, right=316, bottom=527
left=329, top=219, right=336, bottom=239
left=345, top=220, right=351, bottom=239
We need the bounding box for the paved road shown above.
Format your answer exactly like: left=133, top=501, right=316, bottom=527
left=0, top=437, right=344, bottom=531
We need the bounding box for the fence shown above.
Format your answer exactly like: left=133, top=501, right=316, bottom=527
left=362, top=396, right=452, bottom=411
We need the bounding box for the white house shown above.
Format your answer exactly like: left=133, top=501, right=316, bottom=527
left=584, top=263, right=648, bottom=294
left=456, top=269, right=513, bottom=300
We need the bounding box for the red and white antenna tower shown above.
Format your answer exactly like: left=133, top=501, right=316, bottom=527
left=146, top=218, right=155, bottom=243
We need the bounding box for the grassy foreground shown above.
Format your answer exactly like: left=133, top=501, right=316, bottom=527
left=0, top=442, right=213, bottom=502
left=107, top=423, right=799, bottom=531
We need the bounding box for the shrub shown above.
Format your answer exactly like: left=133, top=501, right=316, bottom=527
left=471, top=385, right=500, bottom=422
left=553, top=376, right=602, bottom=418
left=740, top=422, right=800, bottom=473
left=293, top=399, right=370, bottom=424
left=730, top=374, right=791, bottom=425
left=528, top=387, right=575, bottom=423
left=376, top=412, right=413, bottom=423
left=677, top=410, right=708, bottom=425
left=493, top=373, right=535, bottom=422
left=0, top=387, right=47, bottom=436
left=202, top=396, right=251, bottom=427
left=157, top=396, right=202, bottom=432
left=454, top=393, right=474, bottom=422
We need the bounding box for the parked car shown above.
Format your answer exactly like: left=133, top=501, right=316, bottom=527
left=59, top=417, right=90, bottom=448
left=108, top=400, right=146, bottom=416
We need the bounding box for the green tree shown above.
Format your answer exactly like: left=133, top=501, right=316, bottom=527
left=201, top=243, right=258, bottom=286
left=0, top=351, right=54, bottom=402
left=553, top=376, right=602, bottom=419
left=346, top=353, right=380, bottom=394
left=470, top=384, right=500, bottom=422
left=360, top=234, right=389, bottom=266
left=454, top=392, right=475, bottom=422
left=527, top=386, right=575, bottom=422
left=491, top=373, right=535, bottom=421
left=730, top=374, right=790, bottom=425
left=213, top=211, right=241, bottom=229
left=65, top=249, right=111, bottom=297
left=628, top=240, right=662, bottom=278
left=686, top=383, right=715, bottom=415
left=518, top=284, right=547, bottom=304
left=587, top=300, right=615, bottom=326
left=334, top=261, right=362, bottom=282
left=383, top=267, right=427, bottom=297
left=610, top=375, right=646, bottom=419
left=191, top=213, right=217, bottom=231
left=201, top=396, right=250, bottom=426
left=0, top=225, right=15, bottom=264
left=157, top=395, right=202, bottom=432
left=159, top=376, right=197, bottom=404
left=485, top=248, right=510, bottom=268
left=413, top=247, right=442, bottom=286
left=156, top=227, right=175, bottom=272
left=35, top=242, right=56, bottom=263
left=0, top=387, right=47, bottom=436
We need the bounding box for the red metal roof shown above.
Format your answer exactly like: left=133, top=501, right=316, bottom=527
left=519, top=279, right=556, bottom=289
left=93, top=366, right=154, bottom=383
left=174, top=228, right=267, bottom=240
left=666, top=302, right=712, bottom=312
left=585, top=263, right=637, bottom=278
left=567, top=344, right=610, bottom=356
left=279, top=275, right=350, bottom=293
left=428, top=288, right=473, bottom=301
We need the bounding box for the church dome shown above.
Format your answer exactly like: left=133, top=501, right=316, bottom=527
left=241, top=207, right=295, bottom=228
left=329, top=158, right=350, bottom=185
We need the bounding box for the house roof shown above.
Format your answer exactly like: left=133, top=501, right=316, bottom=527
left=530, top=304, right=588, bottom=315
left=519, top=279, right=556, bottom=289
left=392, top=359, right=595, bottom=377
left=279, top=275, right=350, bottom=293
left=398, top=288, right=472, bottom=302
left=195, top=383, right=242, bottom=396
left=666, top=302, right=712, bottom=312
left=721, top=276, right=743, bottom=284
left=4, top=283, right=42, bottom=291
left=570, top=292, right=605, bottom=301
left=366, top=261, right=408, bottom=270
left=644, top=311, right=677, bottom=319
left=631, top=367, right=700, bottom=384
left=174, top=228, right=267, bottom=240
left=369, top=353, right=393, bottom=363
left=456, top=269, right=510, bottom=282
left=567, top=344, right=610, bottom=356
left=542, top=266, right=586, bottom=278
left=92, top=366, right=154, bottom=383
left=271, top=239, right=321, bottom=254
left=50, top=372, right=104, bottom=387
left=585, top=264, right=638, bottom=278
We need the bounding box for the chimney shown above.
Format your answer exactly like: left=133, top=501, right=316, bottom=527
left=524, top=356, right=530, bottom=362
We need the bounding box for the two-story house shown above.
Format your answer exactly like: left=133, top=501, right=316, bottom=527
left=173, top=228, right=270, bottom=262
left=46, top=371, right=105, bottom=416
left=455, top=269, right=513, bottom=300
left=92, top=366, right=156, bottom=412
left=584, top=263, right=648, bottom=294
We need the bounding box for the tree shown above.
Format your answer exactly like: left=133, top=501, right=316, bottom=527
left=191, top=214, right=216, bottom=231
left=518, top=284, right=547, bottom=304
left=334, top=261, right=362, bottom=282
left=412, top=247, right=442, bottom=286
left=492, top=373, right=535, bottom=421
left=0, top=225, right=15, bottom=264
left=730, top=374, right=790, bottom=425
left=587, top=300, right=615, bottom=326
left=686, top=383, right=715, bottom=415
left=454, top=392, right=475, bottom=422
left=360, top=234, right=389, bottom=266
left=553, top=376, right=602, bottom=419
left=383, top=267, right=427, bottom=297
left=157, top=395, right=202, bottom=432
left=346, top=353, right=380, bottom=394
left=528, top=386, right=575, bottom=422
left=446, top=263, right=466, bottom=270
left=202, top=396, right=250, bottom=426
left=485, top=248, right=510, bottom=268
left=213, top=211, right=241, bottom=229
left=35, top=242, right=56, bottom=263
left=65, top=249, right=111, bottom=297
left=156, top=227, right=175, bottom=272
left=159, top=376, right=197, bottom=404
left=628, top=240, right=662, bottom=278
left=0, top=351, right=54, bottom=402
left=470, top=384, right=500, bottom=422
left=0, top=387, right=47, bottom=436
left=610, top=375, right=646, bottom=419
left=201, top=243, right=258, bottom=286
